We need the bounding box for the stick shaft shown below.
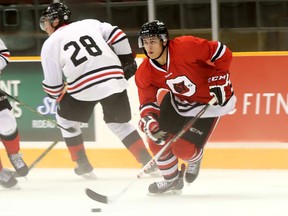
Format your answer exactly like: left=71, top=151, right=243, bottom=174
left=86, top=97, right=217, bottom=204
left=0, top=89, right=74, bottom=132
left=28, top=140, right=59, bottom=170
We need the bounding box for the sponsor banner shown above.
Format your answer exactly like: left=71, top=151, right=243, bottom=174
left=211, top=54, right=288, bottom=142
left=0, top=61, right=95, bottom=141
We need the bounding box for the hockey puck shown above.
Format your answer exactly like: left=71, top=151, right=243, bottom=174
left=91, top=208, right=102, bottom=213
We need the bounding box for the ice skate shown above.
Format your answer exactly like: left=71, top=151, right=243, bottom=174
left=148, top=164, right=185, bottom=195
left=185, top=157, right=202, bottom=183
left=74, top=157, right=96, bottom=180
left=0, top=168, right=19, bottom=189
left=8, top=153, right=29, bottom=177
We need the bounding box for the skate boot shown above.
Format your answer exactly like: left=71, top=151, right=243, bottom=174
left=8, top=153, right=29, bottom=177
left=185, top=157, right=202, bottom=183
left=74, top=152, right=96, bottom=180
left=148, top=164, right=185, bottom=195
left=0, top=168, right=18, bottom=188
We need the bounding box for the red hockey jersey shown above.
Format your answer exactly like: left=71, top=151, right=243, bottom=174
left=135, top=36, right=236, bottom=118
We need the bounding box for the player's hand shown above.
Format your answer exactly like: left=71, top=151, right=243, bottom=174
left=118, top=53, right=137, bottom=80
left=139, top=115, right=167, bottom=145
left=208, top=73, right=231, bottom=106
left=123, top=60, right=137, bottom=80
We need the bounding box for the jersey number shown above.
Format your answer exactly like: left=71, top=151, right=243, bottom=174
left=64, top=35, right=102, bottom=67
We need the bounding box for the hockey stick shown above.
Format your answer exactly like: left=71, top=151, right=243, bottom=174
left=85, top=96, right=217, bottom=204
left=13, top=139, right=60, bottom=177
left=0, top=89, right=75, bottom=133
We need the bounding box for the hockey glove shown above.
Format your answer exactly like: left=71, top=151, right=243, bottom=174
left=208, top=73, right=231, bottom=106
left=122, top=60, right=137, bottom=80
left=139, top=115, right=167, bottom=145
left=118, top=53, right=137, bottom=80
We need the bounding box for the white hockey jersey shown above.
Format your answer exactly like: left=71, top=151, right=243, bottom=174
left=41, top=19, right=131, bottom=101
left=0, top=38, right=10, bottom=71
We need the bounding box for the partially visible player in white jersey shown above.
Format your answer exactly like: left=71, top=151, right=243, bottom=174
left=40, top=3, right=158, bottom=179
left=0, top=38, right=29, bottom=188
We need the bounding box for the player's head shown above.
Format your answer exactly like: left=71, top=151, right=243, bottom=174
left=138, top=20, right=169, bottom=59
left=138, top=20, right=169, bottom=48
left=40, top=3, right=71, bottom=34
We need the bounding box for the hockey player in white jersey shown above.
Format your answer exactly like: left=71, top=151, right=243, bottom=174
left=39, top=3, right=158, bottom=178
left=0, top=38, right=29, bottom=188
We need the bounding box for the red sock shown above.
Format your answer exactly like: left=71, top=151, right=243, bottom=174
left=2, top=134, right=20, bottom=155
left=127, top=139, right=147, bottom=162
left=67, top=144, right=85, bottom=161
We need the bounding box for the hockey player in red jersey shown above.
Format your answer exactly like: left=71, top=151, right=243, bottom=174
left=0, top=38, right=29, bottom=188
left=39, top=3, right=158, bottom=179
left=136, top=20, right=236, bottom=194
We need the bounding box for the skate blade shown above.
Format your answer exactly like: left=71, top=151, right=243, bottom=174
left=147, top=189, right=182, bottom=196
left=0, top=184, right=21, bottom=190
left=145, top=170, right=162, bottom=177
left=80, top=171, right=97, bottom=180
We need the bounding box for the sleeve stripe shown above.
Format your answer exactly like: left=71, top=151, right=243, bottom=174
left=211, top=42, right=226, bottom=62
left=107, top=27, right=119, bottom=41
left=0, top=49, right=10, bottom=63
left=111, top=36, right=127, bottom=45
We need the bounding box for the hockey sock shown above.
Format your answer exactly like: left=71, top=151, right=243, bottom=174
left=158, top=151, right=179, bottom=181
left=64, top=134, right=86, bottom=161
left=1, top=131, right=20, bottom=154
left=122, top=130, right=152, bottom=164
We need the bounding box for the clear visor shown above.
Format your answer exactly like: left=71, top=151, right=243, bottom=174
left=138, top=35, right=167, bottom=48
left=138, top=37, right=144, bottom=48
left=39, top=16, right=46, bottom=31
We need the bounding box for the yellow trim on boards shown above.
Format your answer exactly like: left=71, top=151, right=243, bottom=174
left=9, top=51, right=288, bottom=61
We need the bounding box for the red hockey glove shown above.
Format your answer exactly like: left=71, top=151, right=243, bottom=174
left=139, top=115, right=167, bottom=145
left=208, top=73, right=231, bottom=106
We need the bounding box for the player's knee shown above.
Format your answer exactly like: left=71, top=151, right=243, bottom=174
left=147, top=138, right=162, bottom=155
left=171, top=138, right=197, bottom=160
left=0, top=109, right=17, bottom=136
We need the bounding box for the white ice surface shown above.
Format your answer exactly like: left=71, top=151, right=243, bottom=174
left=1, top=168, right=288, bottom=216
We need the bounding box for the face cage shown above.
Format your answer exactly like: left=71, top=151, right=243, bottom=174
left=138, top=34, right=168, bottom=48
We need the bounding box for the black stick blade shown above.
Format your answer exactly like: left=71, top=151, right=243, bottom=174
left=85, top=188, right=109, bottom=204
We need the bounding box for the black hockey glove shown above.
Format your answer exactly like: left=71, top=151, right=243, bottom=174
left=122, top=60, right=137, bottom=80
left=208, top=73, right=231, bottom=106
left=118, top=53, right=137, bottom=80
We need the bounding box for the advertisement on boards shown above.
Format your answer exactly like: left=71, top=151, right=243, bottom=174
left=211, top=54, right=288, bottom=142
left=0, top=61, right=95, bottom=141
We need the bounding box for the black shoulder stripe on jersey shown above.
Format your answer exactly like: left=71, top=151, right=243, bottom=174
left=211, top=43, right=223, bottom=62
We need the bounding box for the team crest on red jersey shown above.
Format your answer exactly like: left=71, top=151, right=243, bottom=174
left=173, top=81, right=189, bottom=94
